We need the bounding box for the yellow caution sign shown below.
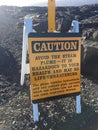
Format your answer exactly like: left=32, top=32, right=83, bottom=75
left=28, top=33, right=81, bottom=103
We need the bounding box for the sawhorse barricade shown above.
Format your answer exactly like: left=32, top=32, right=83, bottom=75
left=20, top=0, right=81, bottom=123
left=20, top=17, right=81, bottom=122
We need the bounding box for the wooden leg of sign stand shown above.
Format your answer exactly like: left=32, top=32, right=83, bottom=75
left=71, top=20, right=81, bottom=114
left=26, top=18, right=39, bottom=122
left=76, top=95, right=81, bottom=114
left=20, top=18, right=33, bottom=85
left=30, top=89, right=39, bottom=122
left=20, top=18, right=39, bottom=122
left=32, top=103, right=39, bottom=122
left=20, top=23, right=26, bottom=86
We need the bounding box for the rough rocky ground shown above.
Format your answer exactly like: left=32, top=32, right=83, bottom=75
left=0, top=5, right=98, bottom=130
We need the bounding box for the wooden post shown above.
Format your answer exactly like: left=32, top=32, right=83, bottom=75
left=48, top=0, right=55, bottom=32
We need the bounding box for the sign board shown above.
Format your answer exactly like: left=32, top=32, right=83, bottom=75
left=28, top=33, right=81, bottom=103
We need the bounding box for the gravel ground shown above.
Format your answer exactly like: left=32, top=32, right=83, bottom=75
left=0, top=76, right=98, bottom=130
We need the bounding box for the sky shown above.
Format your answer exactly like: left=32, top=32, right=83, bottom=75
left=0, top=0, right=98, bottom=7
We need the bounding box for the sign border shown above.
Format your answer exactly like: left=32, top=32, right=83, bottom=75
left=32, top=92, right=81, bottom=103
left=28, top=32, right=81, bottom=38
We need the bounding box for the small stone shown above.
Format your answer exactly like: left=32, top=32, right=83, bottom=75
left=12, top=121, right=16, bottom=125
left=91, top=99, right=94, bottom=102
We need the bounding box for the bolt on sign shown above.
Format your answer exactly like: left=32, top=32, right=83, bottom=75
left=28, top=33, right=81, bottom=103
